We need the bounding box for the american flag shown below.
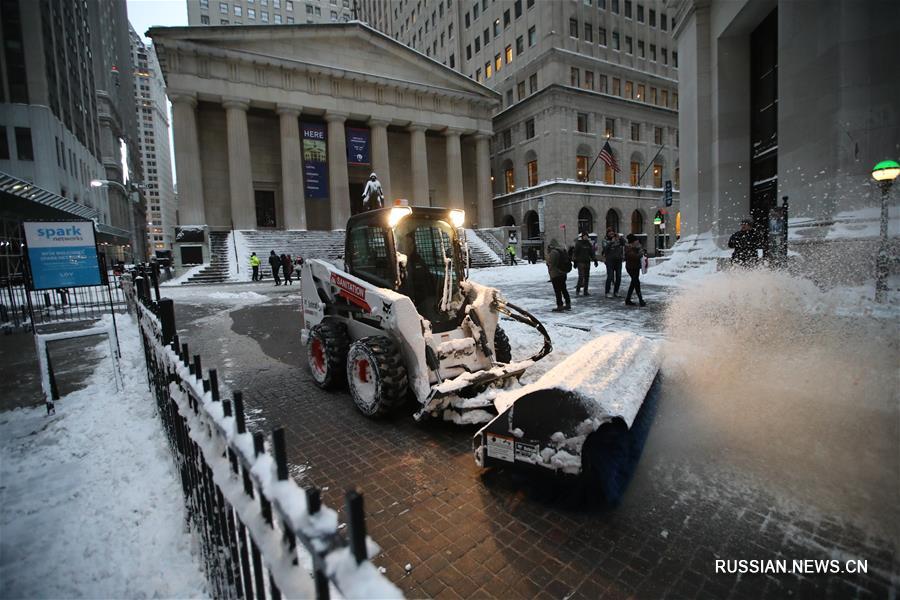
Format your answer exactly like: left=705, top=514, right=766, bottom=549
left=598, top=140, right=620, bottom=173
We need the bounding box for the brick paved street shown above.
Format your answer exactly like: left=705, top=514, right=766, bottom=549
left=162, top=279, right=897, bottom=598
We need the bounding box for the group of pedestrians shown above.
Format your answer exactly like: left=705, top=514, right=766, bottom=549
left=249, top=251, right=303, bottom=285
left=545, top=227, right=648, bottom=312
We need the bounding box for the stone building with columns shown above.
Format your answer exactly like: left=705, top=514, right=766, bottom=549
left=148, top=22, right=498, bottom=267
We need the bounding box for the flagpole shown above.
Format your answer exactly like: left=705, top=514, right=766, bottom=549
left=586, top=146, right=604, bottom=181
left=637, top=143, right=666, bottom=186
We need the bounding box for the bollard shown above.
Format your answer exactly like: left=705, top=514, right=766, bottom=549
left=193, top=354, right=202, bottom=382
left=305, top=488, right=321, bottom=515
left=233, top=391, right=246, bottom=434
left=181, top=343, right=189, bottom=367
left=158, top=298, right=176, bottom=345
left=345, top=490, right=368, bottom=564
left=272, top=428, right=289, bottom=481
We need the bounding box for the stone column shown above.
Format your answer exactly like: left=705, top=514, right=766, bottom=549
left=369, top=118, right=391, bottom=201
left=169, top=93, right=206, bottom=225
left=408, top=123, right=430, bottom=205
left=474, top=132, right=493, bottom=228
left=326, top=112, right=351, bottom=229
left=223, top=98, right=255, bottom=230
left=443, top=128, right=465, bottom=210
left=277, top=105, right=306, bottom=230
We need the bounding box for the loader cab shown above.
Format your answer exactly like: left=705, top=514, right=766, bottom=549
left=345, top=206, right=467, bottom=331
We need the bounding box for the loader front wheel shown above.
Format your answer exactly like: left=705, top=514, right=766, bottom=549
left=346, top=336, right=409, bottom=417
left=307, top=321, right=349, bottom=389
left=494, top=326, right=512, bottom=364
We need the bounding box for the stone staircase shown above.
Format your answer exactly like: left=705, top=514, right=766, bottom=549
left=184, top=231, right=231, bottom=284
left=465, top=229, right=504, bottom=267
left=240, top=230, right=345, bottom=278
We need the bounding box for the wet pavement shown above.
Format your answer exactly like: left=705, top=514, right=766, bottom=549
left=159, top=277, right=898, bottom=599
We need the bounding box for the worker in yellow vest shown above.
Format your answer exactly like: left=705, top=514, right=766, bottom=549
left=249, top=252, right=261, bottom=281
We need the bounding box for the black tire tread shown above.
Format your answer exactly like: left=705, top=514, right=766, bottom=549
left=308, top=320, right=349, bottom=389
left=348, top=336, right=409, bottom=417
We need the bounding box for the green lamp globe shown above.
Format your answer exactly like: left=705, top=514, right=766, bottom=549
left=872, top=160, right=900, bottom=182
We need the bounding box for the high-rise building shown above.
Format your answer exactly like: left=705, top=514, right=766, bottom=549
left=0, top=0, right=145, bottom=263
left=362, top=0, right=681, bottom=253
left=130, top=26, right=176, bottom=255
left=186, top=0, right=357, bottom=26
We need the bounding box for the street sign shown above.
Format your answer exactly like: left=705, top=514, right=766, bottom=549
left=23, top=220, right=102, bottom=290
left=664, top=180, right=673, bottom=207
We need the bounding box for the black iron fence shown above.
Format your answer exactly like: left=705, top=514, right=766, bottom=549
left=123, top=269, right=399, bottom=599
left=0, top=273, right=127, bottom=330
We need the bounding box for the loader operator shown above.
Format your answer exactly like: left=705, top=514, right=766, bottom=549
left=361, top=173, right=384, bottom=211
left=398, top=229, right=439, bottom=323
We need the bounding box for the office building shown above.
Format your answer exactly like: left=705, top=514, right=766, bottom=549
left=186, top=0, right=357, bottom=27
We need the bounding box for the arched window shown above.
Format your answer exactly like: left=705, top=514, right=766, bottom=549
left=629, top=151, right=644, bottom=186
left=524, top=150, right=538, bottom=187
left=501, top=159, right=515, bottom=193
left=578, top=207, right=594, bottom=234
left=631, top=210, right=644, bottom=234
left=576, top=144, right=593, bottom=182
left=525, top=210, right=540, bottom=239
left=503, top=215, right=516, bottom=227
left=605, top=209, right=620, bottom=233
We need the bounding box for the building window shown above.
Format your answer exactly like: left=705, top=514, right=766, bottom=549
left=624, top=0, right=632, bottom=18
left=465, top=12, right=470, bottom=27
left=528, top=26, right=536, bottom=46
left=529, top=73, right=537, bottom=92
left=506, top=89, right=513, bottom=106
left=466, top=45, right=472, bottom=59
left=476, top=68, right=482, bottom=81
left=514, top=0, right=522, bottom=18
left=661, top=12, right=668, bottom=30
left=449, top=23, right=454, bottom=38
left=261, top=10, right=269, bottom=20
left=584, top=23, right=593, bottom=42
left=286, top=0, right=293, bottom=10
left=673, top=92, right=679, bottom=109
left=234, top=5, right=242, bottom=16
left=274, top=13, right=282, bottom=22
left=219, top=2, right=228, bottom=14
left=630, top=161, right=641, bottom=185
left=577, top=113, right=588, bottom=132
left=473, top=3, right=479, bottom=19
left=570, top=67, right=580, bottom=87
left=518, top=81, right=526, bottom=100
left=584, top=71, right=594, bottom=90
left=449, top=54, right=455, bottom=68
left=220, top=18, right=229, bottom=23
left=495, top=53, right=502, bottom=71
left=486, top=62, right=493, bottom=78
left=612, top=77, right=620, bottom=95
left=637, top=4, right=644, bottom=22
left=650, top=43, right=656, bottom=61
left=661, top=89, right=668, bottom=107
left=484, top=29, right=490, bottom=44
left=673, top=51, right=678, bottom=68
left=201, top=14, right=210, bottom=23
left=525, top=118, right=535, bottom=138
left=200, top=0, right=209, bottom=6
left=504, top=168, right=515, bottom=193
left=611, top=0, right=618, bottom=13
left=598, top=0, right=605, bottom=8
left=637, top=39, right=644, bottom=58
left=649, top=8, right=655, bottom=26
left=598, top=27, right=606, bottom=46
left=475, top=37, right=481, bottom=52
left=15, top=127, right=33, bottom=161
left=653, top=163, right=663, bottom=187
left=505, top=45, right=513, bottom=63
left=576, top=155, right=589, bottom=182
left=630, top=122, right=640, bottom=141
left=599, top=74, right=607, bottom=93
left=274, top=0, right=281, bottom=7
left=504, top=9, right=510, bottom=26
left=605, top=118, right=615, bottom=138
left=494, top=18, right=500, bottom=36
left=662, top=47, right=668, bottom=65
left=650, top=87, right=657, bottom=104
left=612, top=31, right=620, bottom=50
left=330, top=10, right=337, bottom=19
left=502, top=129, right=512, bottom=149
left=527, top=160, right=538, bottom=186
left=605, top=163, right=615, bottom=184
left=636, top=84, right=645, bottom=100
left=625, top=36, right=632, bottom=54
left=248, top=8, right=256, bottom=18
left=569, top=18, right=579, bottom=38
left=516, top=35, right=524, bottom=54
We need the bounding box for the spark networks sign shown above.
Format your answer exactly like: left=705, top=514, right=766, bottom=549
left=302, top=122, right=329, bottom=199
left=23, top=221, right=102, bottom=290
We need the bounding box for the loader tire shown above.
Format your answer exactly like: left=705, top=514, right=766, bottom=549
left=494, top=327, right=512, bottom=364
left=346, top=336, right=409, bottom=417
left=307, top=320, right=349, bottom=389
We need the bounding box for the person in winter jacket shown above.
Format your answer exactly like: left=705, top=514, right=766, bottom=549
left=624, top=234, right=647, bottom=306
left=728, top=218, right=760, bottom=266
left=249, top=252, right=261, bottom=281
left=546, top=238, right=572, bottom=312
left=527, top=246, right=537, bottom=264
left=281, top=253, right=294, bottom=285
left=573, top=232, right=598, bottom=296
left=269, top=250, right=282, bottom=286
left=507, top=244, right=517, bottom=265
left=602, top=227, right=626, bottom=298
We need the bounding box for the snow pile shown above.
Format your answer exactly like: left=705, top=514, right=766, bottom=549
left=0, top=315, right=208, bottom=598
left=641, top=232, right=730, bottom=287
left=227, top=230, right=253, bottom=282
left=160, top=262, right=207, bottom=286
left=208, top=291, right=268, bottom=302
left=789, top=205, right=900, bottom=242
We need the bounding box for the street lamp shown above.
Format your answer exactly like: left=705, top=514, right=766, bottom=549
left=91, top=178, right=145, bottom=264
left=871, top=160, right=899, bottom=303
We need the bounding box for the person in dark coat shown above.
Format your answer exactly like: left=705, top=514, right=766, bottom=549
left=527, top=246, right=537, bottom=264
left=624, top=234, right=646, bottom=306
left=281, top=253, right=293, bottom=285
left=269, top=250, right=281, bottom=285
left=602, top=227, right=626, bottom=298
left=573, top=232, right=598, bottom=296
left=728, top=218, right=760, bottom=266
left=546, top=239, right=572, bottom=312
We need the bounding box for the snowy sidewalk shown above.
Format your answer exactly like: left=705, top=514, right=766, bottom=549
left=0, top=315, right=207, bottom=598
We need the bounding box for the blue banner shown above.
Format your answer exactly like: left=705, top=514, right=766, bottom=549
left=23, top=221, right=101, bottom=290
left=346, top=127, right=370, bottom=166
left=302, top=122, right=329, bottom=199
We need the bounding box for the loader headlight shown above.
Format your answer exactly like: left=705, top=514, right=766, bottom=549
left=388, top=206, right=412, bottom=228
left=449, top=209, right=465, bottom=228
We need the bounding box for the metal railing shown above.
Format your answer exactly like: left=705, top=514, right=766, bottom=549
left=0, top=273, right=127, bottom=331
left=123, top=269, right=400, bottom=600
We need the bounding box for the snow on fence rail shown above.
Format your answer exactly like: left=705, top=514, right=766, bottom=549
left=122, top=269, right=401, bottom=600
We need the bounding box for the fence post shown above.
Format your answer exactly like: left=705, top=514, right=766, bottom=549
left=209, top=369, right=220, bottom=402
left=234, top=391, right=246, bottom=434
left=158, top=298, right=176, bottom=346
left=272, top=428, right=288, bottom=481
left=345, top=490, right=367, bottom=564
left=193, top=355, right=202, bottom=382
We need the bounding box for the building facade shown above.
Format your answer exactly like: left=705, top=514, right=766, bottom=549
left=361, top=0, right=681, bottom=254
left=186, top=0, right=357, bottom=27
left=149, top=23, right=499, bottom=266
left=130, top=26, right=176, bottom=255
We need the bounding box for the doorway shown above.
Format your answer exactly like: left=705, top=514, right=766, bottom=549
left=255, top=190, right=277, bottom=228
left=750, top=8, right=777, bottom=252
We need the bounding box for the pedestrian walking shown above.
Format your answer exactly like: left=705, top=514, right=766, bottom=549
left=249, top=252, right=260, bottom=281
left=624, top=234, right=647, bottom=307
left=281, top=253, right=294, bottom=285
left=602, top=227, right=626, bottom=298
left=573, top=231, right=598, bottom=296
left=546, top=238, right=572, bottom=312
left=507, top=244, right=517, bottom=265
left=527, top=246, right=537, bottom=264
left=728, top=218, right=760, bottom=266
left=269, top=250, right=282, bottom=286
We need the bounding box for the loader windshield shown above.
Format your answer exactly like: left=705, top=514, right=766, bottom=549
left=394, top=216, right=464, bottom=330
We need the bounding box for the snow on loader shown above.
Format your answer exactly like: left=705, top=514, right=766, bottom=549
left=300, top=204, right=551, bottom=423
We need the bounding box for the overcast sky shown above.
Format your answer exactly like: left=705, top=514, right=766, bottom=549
left=127, top=0, right=188, bottom=42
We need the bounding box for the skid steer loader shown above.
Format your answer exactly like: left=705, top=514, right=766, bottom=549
left=300, top=204, right=551, bottom=423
